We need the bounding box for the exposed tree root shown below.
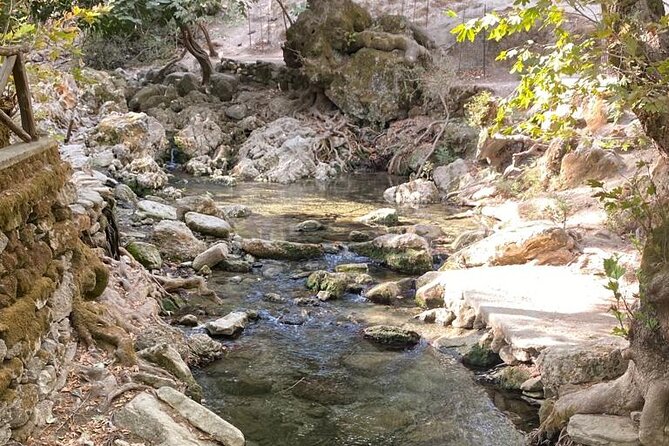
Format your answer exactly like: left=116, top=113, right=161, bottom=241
left=152, top=274, right=217, bottom=299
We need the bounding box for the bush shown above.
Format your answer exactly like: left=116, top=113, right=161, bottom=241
left=465, top=90, right=498, bottom=129
left=82, top=28, right=179, bottom=70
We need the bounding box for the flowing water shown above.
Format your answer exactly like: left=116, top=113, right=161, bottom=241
left=175, top=174, right=529, bottom=446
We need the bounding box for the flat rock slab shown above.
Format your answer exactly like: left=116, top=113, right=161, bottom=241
left=567, top=414, right=640, bottom=446
left=205, top=311, right=249, bottom=337
left=419, top=265, right=626, bottom=351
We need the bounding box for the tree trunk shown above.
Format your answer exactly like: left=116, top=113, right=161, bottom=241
left=197, top=22, right=218, bottom=58
left=179, top=24, right=213, bottom=85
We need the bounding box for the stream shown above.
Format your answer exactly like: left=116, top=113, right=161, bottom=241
left=174, top=173, right=531, bottom=446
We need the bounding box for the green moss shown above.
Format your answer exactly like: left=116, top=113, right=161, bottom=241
left=0, top=277, right=54, bottom=349
left=0, top=358, right=23, bottom=394
left=306, top=271, right=350, bottom=298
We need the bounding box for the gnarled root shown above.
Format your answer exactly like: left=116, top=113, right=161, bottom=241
left=533, top=363, right=644, bottom=443
left=71, top=300, right=136, bottom=366
left=351, top=30, right=430, bottom=64
left=152, top=274, right=217, bottom=298
left=640, top=380, right=669, bottom=445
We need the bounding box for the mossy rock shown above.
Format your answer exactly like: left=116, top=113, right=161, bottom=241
left=363, top=325, right=420, bottom=348
left=126, top=241, right=163, bottom=270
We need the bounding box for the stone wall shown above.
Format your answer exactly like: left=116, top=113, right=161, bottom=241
left=0, top=140, right=108, bottom=444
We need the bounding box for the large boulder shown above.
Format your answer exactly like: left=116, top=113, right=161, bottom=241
left=231, top=117, right=326, bottom=183
left=152, top=221, right=206, bottom=262
left=241, top=238, right=324, bottom=260
left=358, top=208, right=399, bottom=226
left=433, top=159, right=470, bottom=193
left=384, top=179, right=440, bottom=205
left=174, top=115, right=225, bottom=160
left=115, top=155, right=169, bottom=192
left=452, top=222, right=578, bottom=267
left=350, top=233, right=433, bottom=274
left=567, top=414, right=640, bottom=446
left=126, top=242, right=163, bottom=270
left=559, top=146, right=626, bottom=188
left=136, top=200, right=178, bottom=221
left=283, top=0, right=433, bottom=125
left=87, top=112, right=168, bottom=162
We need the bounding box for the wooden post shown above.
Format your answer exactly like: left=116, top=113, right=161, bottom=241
left=11, top=53, right=37, bottom=141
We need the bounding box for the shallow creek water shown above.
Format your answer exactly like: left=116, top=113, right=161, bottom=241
left=175, top=174, right=528, bottom=446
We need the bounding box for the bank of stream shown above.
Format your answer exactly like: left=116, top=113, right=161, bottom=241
left=172, top=173, right=535, bottom=445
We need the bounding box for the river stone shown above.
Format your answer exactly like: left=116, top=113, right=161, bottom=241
left=384, top=179, right=440, bottom=205
left=175, top=195, right=219, bottom=219
left=520, top=376, right=543, bottom=393
left=126, top=242, right=163, bottom=270
left=219, top=204, right=251, bottom=218
left=185, top=212, right=233, bottom=238
left=205, top=311, right=249, bottom=337
left=350, top=233, right=433, bottom=275
left=225, top=104, right=248, bottom=121
left=192, top=243, right=229, bottom=271
left=241, top=238, right=324, bottom=260
left=433, top=159, right=470, bottom=192
left=335, top=263, right=369, bottom=273
left=567, top=414, right=640, bottom=446
left=187, top=333, right=226, bottom=365
left=295, top=220, right=325, bottom=232
left=114, top=184, right=138, bottom=209
left=364, top=282, right=401, bottom=305
left=349, top=230, right=371, bottom=242
left=359, top=208, right=399, bottom=226
left=114, top=392, right=210, bottom=446
left=363, top=325, right=420, bottom=348
left=157, top=387, right=245, bottom=446
left=306, top=271, right=351, bottom=299
left=136, top=200, right=178, bottom=221
left=152, top=221, right=206, bottom=262
left=178, top=314, right=199, bottom=327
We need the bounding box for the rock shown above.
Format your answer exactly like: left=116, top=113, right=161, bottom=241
left=225, top=104, right=247, bottom=120
left=88, top=112, right=168, bottom=162
left=205, top=311, right=249, bottom=337
left=156, top=387, right=245, bottom=446
left=241, top=238, right=324, bottom=260
left=232, top=117, right=324, bottom=183
left=263, top=293, right=286, bottom=303
left=152, top=220, right=206, bottom=262
left=283, top=1, right=432, bottom=125
left=538, top=341, right=628, bottom=397
left=184, top=212, right=233, bottom=238
left=560, top=146, right=626, bottom=188
left=363, top=325, right=420, bottom=348
left=116, top=155, right=169, bottom=192
left=137, top=344, right=201, bottom=400
left=335, top=263, right=369, bottom=273
left=210, top=73, right=237, bottom=102
left=415, top=308, right=455, bottom=325
left=359, top=208, right=399, bottom=226
left=451, top=229, right=488, bottom=251
left=493, top=365, right=533, bottom=390
left=393, top=224, right=445, bottom=242
left=174, top=115, right=224, bottom=160
left=175, top=195, right=219, bottom=219
left=433, top=159, right=469, bottom=192
left=114, top=184, right=138, bottom=209
left=520, top=376, right=543, bottom=393
left=295, top=220, right=325, bottom=232
left=384, top=179, right=440, bottom=205
left=454, top=223, right=577, bottom=267
left=350, top=233, right=433, bottom=275
left=129, top=84, right=173, bottom=111
left=348, top=230, right=370, bottom=242
left=279, top=312, right=307, bottom=325
left=192, top=243, right=229, bottom=271
left=218, top=204, right=251, bottom=218
left=462, top=343, right=500, bottom=368
left=178, top=315, right=199, bottom=327
left=136, top=200, right=178, bottom=221
left=176, top=73, right=200, bottom=96
left=0, top=232, right=8, bottom=255
left=364, top=282, right=401, bottom=305
left=306, top=271, right=356, bottom=299
left=567, top=414, right=640, bottom=446
left=126, top=242, right=163, bottom=270
left=114, top=393, right=207, bottom=446
left=187, top=333, right=225, bottom=365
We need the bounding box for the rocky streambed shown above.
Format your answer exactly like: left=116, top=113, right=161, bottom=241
left=147, top=174, right=534, bottom=445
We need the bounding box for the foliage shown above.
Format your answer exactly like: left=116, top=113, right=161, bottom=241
left=464, top=90, right=498, bottom=129
left=545, top=194, right=571, bottom=228
left=603, top=255, right=634, bottom=337
left=449, top=0, right=669, bottom=144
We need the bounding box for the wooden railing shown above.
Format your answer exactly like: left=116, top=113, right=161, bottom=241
left=0, top=45, right=37, bottom=144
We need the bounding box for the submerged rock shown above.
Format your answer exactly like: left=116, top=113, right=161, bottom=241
left=363, top=325, right=420, bottom=348
left=295, top=220, right=325, bottom=232
left=218, top=204, right=251, bottom=218
left=350, top=233, right=433, bottom=275
left=241, top=238, right=324, bottom=260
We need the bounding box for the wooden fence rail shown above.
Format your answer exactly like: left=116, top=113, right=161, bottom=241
left=0, top=45, right=38, bottom=144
